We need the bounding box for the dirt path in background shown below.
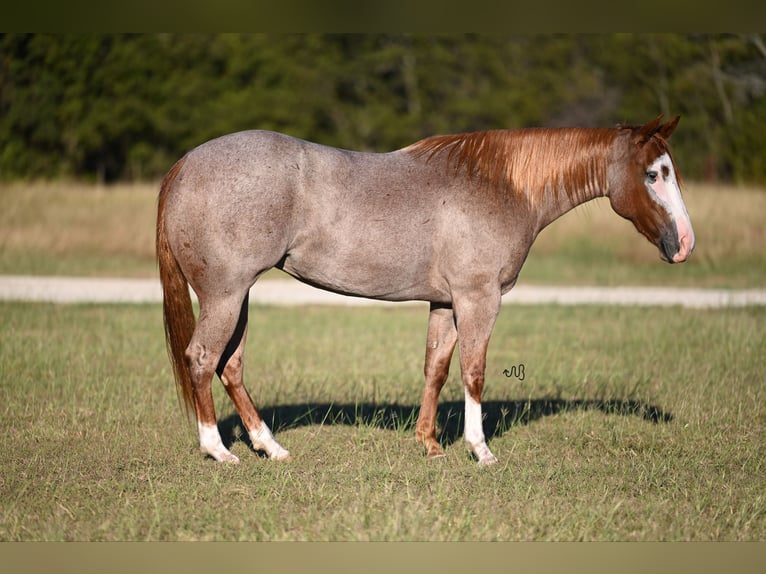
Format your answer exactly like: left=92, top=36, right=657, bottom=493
left=1, top=275, right=764, bottom=308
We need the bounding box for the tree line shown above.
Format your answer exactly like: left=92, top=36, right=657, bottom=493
left=1, top=33, right=764, bottom=184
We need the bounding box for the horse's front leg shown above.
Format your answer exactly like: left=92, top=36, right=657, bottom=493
left=454, top=290, right=501, bottom=465
left=416, top=303, right=458, bottom=459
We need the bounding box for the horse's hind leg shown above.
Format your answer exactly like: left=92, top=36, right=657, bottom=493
left=416, top=303, right=458, bottom=459
left=185, top=292, right=251, bottom=463
left=217, top=294, right=291, bottom=461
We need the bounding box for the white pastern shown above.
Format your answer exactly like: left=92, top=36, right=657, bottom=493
left=198, top=421, right=240, bottom=463
left=249, top=424, right=292, bottom=461
left=464, top=390, right=498, bottom=465
left=646, top=153, right=695, bottom=261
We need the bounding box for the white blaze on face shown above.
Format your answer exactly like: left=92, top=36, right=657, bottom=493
left=646, top=153, right=695, bottom=262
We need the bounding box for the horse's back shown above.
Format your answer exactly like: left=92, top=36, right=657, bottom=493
left=162, top=130, right=451, bottom=300
left=183, top=130, right=308, bottom=188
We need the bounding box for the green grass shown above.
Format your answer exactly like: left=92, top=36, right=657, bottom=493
left=1, top=302, right=763, bottom=541
left=1, top=181, right=765, bottom=287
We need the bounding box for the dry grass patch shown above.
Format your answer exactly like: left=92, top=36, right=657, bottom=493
left=1, top=180, right=764, bottom=286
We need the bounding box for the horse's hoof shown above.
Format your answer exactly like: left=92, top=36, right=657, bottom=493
left=269, top=447, right=292, bottom=461
left=477, top=455, right=498, bottom=466
left=426, top=447, right=446, bottom=460
left=206, top=450, right=240, bottom=464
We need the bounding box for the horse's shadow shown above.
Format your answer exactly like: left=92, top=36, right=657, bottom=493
left=218, top=397, right=673, bottom=453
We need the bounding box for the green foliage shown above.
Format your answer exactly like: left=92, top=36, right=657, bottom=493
left=1, top=34, right=765, bottom=183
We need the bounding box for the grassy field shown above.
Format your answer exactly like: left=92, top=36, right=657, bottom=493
left=1, top=301, right=763, bottom=541
left=0, top=180, right=765, bottom=287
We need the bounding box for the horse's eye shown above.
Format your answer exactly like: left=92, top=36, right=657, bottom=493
left=646, top=170, right=658, bottom=184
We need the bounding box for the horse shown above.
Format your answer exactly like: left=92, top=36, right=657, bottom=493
left=156, top=115, right=694, bottom=465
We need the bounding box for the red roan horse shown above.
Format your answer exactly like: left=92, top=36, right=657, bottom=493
left=157, top=116, right=694, bottom=465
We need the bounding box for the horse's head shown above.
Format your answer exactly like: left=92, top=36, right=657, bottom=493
left=609, top=116, right=695, bottom=263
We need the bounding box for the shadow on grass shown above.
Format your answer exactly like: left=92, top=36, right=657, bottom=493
left=218, top=398, right=673, bottom=453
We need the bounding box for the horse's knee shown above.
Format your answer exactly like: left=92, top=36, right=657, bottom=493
left=463, top=371, right=485, bottom=402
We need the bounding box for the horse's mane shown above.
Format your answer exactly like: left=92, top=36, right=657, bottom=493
left=406, top=127, right=623, bottom=205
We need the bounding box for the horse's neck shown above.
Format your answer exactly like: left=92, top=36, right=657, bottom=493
left=533, top=179, right=606, bottom=231
left=527, top=151, right=610, bottom=232
left=488, top=128, right=615, bottom=232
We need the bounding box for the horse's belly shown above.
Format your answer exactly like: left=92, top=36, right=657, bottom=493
left=279, top=245, right=448, bottom=303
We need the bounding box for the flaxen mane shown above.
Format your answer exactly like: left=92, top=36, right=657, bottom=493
left=407, top=127, right=620, bottom=205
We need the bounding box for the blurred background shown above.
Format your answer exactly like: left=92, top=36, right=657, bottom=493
left=1, top=33, right=764, bottom=287
left=1, top=33, right=764, bottom=185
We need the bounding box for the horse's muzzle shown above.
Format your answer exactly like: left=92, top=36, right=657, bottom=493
left=659, top=224, right=694, bottom=264
left=659, top=225, right=681, bottom=264
left=672, top=231, right=695, bottom=263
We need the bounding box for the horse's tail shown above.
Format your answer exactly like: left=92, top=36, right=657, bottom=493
left=156, top=156, right=196, bottom=416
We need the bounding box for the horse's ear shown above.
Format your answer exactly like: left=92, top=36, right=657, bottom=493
left=657, top=115, right=681, bottom=140
left=633, top=115, right=664, bottom=145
